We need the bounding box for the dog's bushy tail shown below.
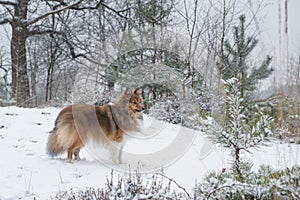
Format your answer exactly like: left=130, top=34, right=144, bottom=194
left=47, top=128, right=64, bottom=157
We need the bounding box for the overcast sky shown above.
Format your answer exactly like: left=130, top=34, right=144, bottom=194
left=257, top=0, right=300, bottom=86
left=262, top=0, right=299, bottom=51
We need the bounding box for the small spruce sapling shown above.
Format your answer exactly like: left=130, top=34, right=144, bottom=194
left=206, top=78, right=273, bottom=182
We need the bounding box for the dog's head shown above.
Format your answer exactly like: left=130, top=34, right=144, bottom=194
left=127, top=88, right=144, bottom=119
left=115, top=87, right=144, bottom=120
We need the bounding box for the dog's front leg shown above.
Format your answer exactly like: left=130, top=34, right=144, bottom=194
left=117, top=143, right=124, bottom=164
left=110, top=142, right=120, bottom=164
left=110, top=141, right=125, bottom=164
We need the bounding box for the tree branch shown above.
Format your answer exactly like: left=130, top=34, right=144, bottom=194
left=26, top=0, right=84, bottom=26
left=101, top=2, right=129, bottom=19
left=46, top=0, right=67, bottom=6
left=219, top=130, right=237, bottom=149
left=0, top=64, right=6, bottom=71
left=44, top=0, right=68, bottom=10
left=156, top=173, right=191, bottom=199
left=28, top=29, right=63, bottom=37
left=0, top=0, right=17, bottom=6
left=205, top=183, right=254, bottom=199
left=0, top=18, right=11, bottom=25
left=70, top=1, right=129, bottom=20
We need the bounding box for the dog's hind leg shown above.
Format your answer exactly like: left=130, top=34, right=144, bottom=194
left=67, top=140, right=83, bottom=162
left=74, top=148, right=81, bottom=161
left=67, top=149, right=73, bottom=161
left=67, top=148, right=81, bottom=161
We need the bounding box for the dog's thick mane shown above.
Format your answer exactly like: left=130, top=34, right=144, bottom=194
left=109, top=88, right=140, bottom=133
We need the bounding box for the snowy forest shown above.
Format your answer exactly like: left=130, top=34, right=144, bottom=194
left=0, top=0, right=300, bottom=199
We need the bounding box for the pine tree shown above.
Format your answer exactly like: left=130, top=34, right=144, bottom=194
left=206, top=78, right=273, bottom=181
left=221, top=15, right=273, bottom=100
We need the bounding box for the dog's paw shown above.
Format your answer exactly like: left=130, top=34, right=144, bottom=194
left=80, top=157, right=86, bottom=161
left=112, top=159, right=121, bottom=165
left=65, top=159, right=74, bottom=163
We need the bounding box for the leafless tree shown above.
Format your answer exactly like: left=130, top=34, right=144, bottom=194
left=0, top=0, right=84, bottom=107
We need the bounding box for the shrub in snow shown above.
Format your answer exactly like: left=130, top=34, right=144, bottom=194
left=148, top=91, right=211, bottom=128
left=52, top=171, right=190, bottom=199
left=148, top=99, right=182, bottom=124
left=195, top=165, right=300, bottom=199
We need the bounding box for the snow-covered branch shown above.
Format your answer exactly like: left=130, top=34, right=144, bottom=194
left=26, top=0, right=84, bottom=26
left=28, top=29, right=63, bottom=36
left=218, top=129, right=239, bottom=149
left=156, top=173, right=192, bottom=199
left=100, top=2, right=129, bottom=19
left=0, top=0, right=17, bottom=6
left=0, top=18, right=10, bottom=25
left=205, top=182, right=254, bottom=199
left=70, top=1, right=129, bottom=19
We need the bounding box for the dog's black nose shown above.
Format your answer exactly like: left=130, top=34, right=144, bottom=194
left=142, top=107, right=145, bottom=111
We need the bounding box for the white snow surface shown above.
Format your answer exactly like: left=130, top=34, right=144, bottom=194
left=0, top=106, right=299, bottom=199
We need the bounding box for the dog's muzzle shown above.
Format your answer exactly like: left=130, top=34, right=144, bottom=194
left=135, top=107, right=144, bottom=113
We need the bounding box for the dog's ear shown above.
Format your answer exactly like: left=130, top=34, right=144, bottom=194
left=124, top=88, right=132, bottom=98
left=133, top=88, right=141, bottom=95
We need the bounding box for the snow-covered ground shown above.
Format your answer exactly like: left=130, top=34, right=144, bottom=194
left=0, top=106, right=299, bottom=199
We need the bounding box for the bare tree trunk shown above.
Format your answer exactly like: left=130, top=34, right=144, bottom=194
left=182, top=0, right=198, bottom=97
left=28, top=45, right=38, bottom=107
left=45, top=35, right=57, bottom=103
left=10, top=0, right=31, bottom=107
left=1, top=0, right=84, bottom=107
left=45, top=60, right=55, bottom=103
left=30, top=62, right=38, bottom=107
left=218, top=0, right=226, bottom=80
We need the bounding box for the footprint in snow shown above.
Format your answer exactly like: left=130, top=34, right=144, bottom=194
left=4, top=113, right=18, bottom=116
